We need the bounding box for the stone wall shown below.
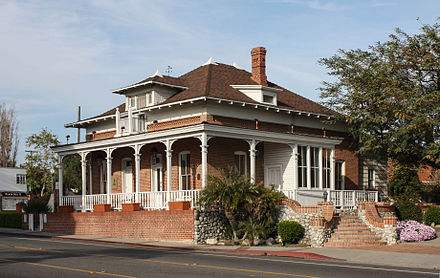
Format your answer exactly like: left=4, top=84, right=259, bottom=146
left=194, top=209, right=227, bottom=244
left=358, top=202, right=397, bottom=245
left=278, top=205, right=326, bottom=246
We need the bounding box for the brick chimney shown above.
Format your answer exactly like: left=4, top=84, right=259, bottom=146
left=251, top=47, right=268, bottom=86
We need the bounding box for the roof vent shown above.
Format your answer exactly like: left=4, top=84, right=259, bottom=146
left=149, top=69, right=163, bottom=78
left=203, top=57, right=218, bottom=66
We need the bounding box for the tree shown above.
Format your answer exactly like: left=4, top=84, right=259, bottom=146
left=24, top=128, right=59, bottom=195
left=62, top=155, right=81, bottom=193
left=0, top=103, right=19, bottom=167
left=319, top=20, right=440, bottom=169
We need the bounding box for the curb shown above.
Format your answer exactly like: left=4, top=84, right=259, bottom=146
left=0, top=230, right=339, bottom=261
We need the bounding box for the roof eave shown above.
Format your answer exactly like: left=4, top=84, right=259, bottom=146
left=111, top=80, right=187, bottom=94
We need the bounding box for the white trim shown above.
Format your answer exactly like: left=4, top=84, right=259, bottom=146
left=65, top=96, right=335, bottom=128
left=112, top=80, right=188, bottom=94
left=230, top=85, right=283, bottom=93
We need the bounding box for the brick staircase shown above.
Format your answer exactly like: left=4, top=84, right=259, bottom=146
left=324, top=215, right=387, bottom=247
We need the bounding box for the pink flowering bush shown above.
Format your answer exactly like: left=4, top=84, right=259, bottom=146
left=397, top=220, right=436, bottom=242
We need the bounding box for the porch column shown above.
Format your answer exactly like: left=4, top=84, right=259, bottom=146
left=128, top=106, right=133, bottom=134
left=81, top=152, right=87, bottom=211
left=306, top=145, right=311, bottom=189
left=200, top=133, right=208, bottom=188
left=330, top=147, right=335, bottom=190
left=89, top=159, right=93, bottom=195
left=58, top=155, right=64, bottom=209
left=106, top=149, right=112, bottom=201
left=115, top=108, right=120, bottom=136
left=318, top=147, right=323, bottom=189
left=248, top=139, right=258, bottom=183
left=290, top=144, right=298, bottom=190
left=165, top=140, right=173, bottom=208
left=134, top=145, right=141, bottom=202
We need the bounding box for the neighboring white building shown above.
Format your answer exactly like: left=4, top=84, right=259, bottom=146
left=0, top=167, right=27, bottom=211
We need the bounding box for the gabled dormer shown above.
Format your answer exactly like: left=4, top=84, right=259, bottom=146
left=230, top=47, right=281, bottom=105
left=112, top=70, right=187, bottom=111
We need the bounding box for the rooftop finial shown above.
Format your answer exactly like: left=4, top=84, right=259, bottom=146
left=149, top=69, right=163, bottom=78
left=203, top=57, right=218, bottom=66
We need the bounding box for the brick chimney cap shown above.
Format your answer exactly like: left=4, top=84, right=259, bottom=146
left=251, top=47, right=266, bottom=54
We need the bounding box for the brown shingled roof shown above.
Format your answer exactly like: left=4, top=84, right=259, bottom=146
left=82, top=62, right=334, bottom=123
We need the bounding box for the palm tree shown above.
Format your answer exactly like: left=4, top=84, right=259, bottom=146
left=198, top=168, right=257, bottom=242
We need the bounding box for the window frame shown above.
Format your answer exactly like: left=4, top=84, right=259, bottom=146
left=234, top=151, right=247, bottom=175
left=297, top=145, right=308, bottom=188
left=179, top=151, right=191, bottom=190
left=367, top=168, right=375, bottom=189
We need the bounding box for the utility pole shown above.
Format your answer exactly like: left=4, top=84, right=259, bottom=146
left=77, top=106, right=81, bottom=143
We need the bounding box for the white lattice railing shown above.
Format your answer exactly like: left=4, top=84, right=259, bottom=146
left=281, top=189, right=378, bottom=209
left=61, top=190, right=201, bottom=212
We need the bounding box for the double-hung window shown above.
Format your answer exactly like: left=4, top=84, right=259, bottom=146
left=179, top=152, right=191, bottom=190
left=16, top=174, right=26, bottom=185
left=322, top=148, right=331, bottom=189
left=367, top=168, right=375, bottom=188
left=234, top=151, right=247, bottom=175
left=335, top=161, right=344, bottom=190
left=310, top=147, right=319, bottom=188
left=297, top=146, right=307, bottom=188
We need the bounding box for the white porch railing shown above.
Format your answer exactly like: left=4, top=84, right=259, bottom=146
left=61, top=190, right=201, bottom=212
left=281, top=189, right=378, bottom=209
left=328, top=190, right=378, bottom=210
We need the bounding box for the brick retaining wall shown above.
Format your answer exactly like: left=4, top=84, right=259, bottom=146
left=43, top=210, right=195, bottom=242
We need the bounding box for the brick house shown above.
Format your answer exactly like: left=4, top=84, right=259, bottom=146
left=52, top=47, right=384, bottom=212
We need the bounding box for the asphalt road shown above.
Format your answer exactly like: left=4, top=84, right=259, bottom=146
left=0, top=234, right=438, bottom=278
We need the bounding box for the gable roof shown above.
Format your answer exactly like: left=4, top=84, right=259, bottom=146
left=71, top=62, right=335, bottom=126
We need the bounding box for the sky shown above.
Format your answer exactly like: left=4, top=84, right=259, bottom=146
left=0, top=0, right=439, bottom=165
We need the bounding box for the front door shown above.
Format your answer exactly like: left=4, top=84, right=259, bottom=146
left=265, top=165, right=282, bottom=189
left=122, top=158, right=133, bottom=193
left=151, top=154, right=163, bottom=192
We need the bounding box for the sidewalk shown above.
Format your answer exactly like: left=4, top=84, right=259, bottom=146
left=1, top=227, right=440, bottom=270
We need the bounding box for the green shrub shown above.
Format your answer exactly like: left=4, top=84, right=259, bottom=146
left=425, top=206, right=440, bottom=226
left=395, top=199, right=423, bottom=222
left=0, top=211, right=23, bottom=228
left=278, top=221, right=304, bottom=244
left=22, top=195, right=51, bottom=214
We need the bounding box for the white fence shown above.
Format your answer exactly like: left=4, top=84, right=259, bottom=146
left=61, top=190, right=200, bottom=212
left=281, top=189, right=378, bottom=209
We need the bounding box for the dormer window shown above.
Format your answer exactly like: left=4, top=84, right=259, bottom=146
left=263, top=94, right=275, bottom=104
left=130, top=97, right=136, bottom=109
left=146, top=92, right=153, bottom=106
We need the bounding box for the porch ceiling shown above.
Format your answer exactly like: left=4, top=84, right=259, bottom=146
left=52, top=123, right=343, bottom=155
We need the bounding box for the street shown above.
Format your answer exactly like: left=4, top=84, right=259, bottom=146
left=0, top=234, right=438, bottom=278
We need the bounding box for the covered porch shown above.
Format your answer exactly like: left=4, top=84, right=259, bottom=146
left=54, top=123, right=379, bottom=212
